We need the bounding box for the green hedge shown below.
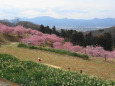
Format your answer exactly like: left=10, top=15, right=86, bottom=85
left=18, top=43, right=28, bottom=47
left=18, top=43, right=89, bottom=60
left=0, top=53, right=114, bottom=86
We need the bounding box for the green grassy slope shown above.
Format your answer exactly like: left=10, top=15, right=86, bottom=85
left=0, top=33, right=115, bottom=81
left=0, top=43, right=115, bottom=81
left=0, top=53, right=114, bottom=86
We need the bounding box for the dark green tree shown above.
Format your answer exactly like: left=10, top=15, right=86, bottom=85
left=40, top=25, right=45, bottom=33
left=85, top=32, right=93, bottom=46
left=71, top=31, right=78, bottom=45
left=97, top=33, right=112, bottom=50
left=60, top=29, right=67, bottom=38
left=52, top=26, right=56, bottom=34
left=45, top=26, right=52, bottom=34
left=77, top=32, right=85, bottom=46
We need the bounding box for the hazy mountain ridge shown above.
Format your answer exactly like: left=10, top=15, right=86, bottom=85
left=21, top=16, right=115, bottom=31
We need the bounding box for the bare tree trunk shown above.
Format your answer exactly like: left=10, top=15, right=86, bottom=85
left=105, top=56, right=107, bottom=62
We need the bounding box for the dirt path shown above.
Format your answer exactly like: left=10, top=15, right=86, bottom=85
left=43, top=63, right=61, bottom=69
left=0, top=78, right=21, bottom=86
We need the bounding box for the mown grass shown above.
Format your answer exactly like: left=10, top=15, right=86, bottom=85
left=0, top=53, right=115, bottom=86
left=18, top=43, right=89, bottom=60
left=0, top=42, right=115, bottom=81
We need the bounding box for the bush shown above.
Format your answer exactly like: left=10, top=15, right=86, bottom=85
left=18, top=43, right=28, bottom=47
left=18, top=43, right=89, bottom=60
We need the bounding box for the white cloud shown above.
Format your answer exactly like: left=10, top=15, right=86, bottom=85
left=0, top=0, right=115, bottom=19
left=20, top=10, right=40, bottom=18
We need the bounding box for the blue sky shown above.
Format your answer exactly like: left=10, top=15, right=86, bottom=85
left=0, top=0, right=115, bottom=19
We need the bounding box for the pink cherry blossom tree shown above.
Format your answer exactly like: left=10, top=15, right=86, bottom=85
left=21, top=35, right=45, bottom=46
left=79, top=46, right=111, bottom=61
left=70, top=45, right=83, bottom=52
left=63, top=42, right=73, bottom=51
left=109, top=50, right=115, bottom=58
left=0, top=23, right=14, bottom=35
left=43, top=34, right=64, bottom=43
left=53, top=42, right=63, bottom=49
left=13, top=25, right=26, bottom=36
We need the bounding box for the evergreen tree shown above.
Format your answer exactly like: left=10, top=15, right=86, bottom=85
left=96, top=33, right=112, bottom=50
left=40, top=25, right=45, bottom=33
left=60, top=29, right=67, bottom=38
left=77, top=32, right=85, bottom=46
left=52, top=26, right=56, bottom=34
left=45, top=26, right=52, bottom=34
left=85, top=32, right=93, bottom=46
left=71, top=31, right=78, bottom=45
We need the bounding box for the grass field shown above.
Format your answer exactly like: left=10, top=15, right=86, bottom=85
left=0, top=42, right=115, bottom=81
left=1, top=53, right=114, bottom=86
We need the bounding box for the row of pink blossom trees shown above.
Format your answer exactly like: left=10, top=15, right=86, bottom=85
left=21, top=34, right=64, bottom=46
left=0, top=23, right=115, bottom=61
left=0, top=23, right=43, bottom=36
left=0, top=23, right=64, bottom=46
left=53, top=42, right=115, bottom=61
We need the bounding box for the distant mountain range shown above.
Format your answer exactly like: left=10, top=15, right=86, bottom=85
left=21, top=16, right=115, bottom=31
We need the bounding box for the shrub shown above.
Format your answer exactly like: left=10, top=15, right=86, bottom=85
left=18, top=43, right=89, bottom=60
left=18, top=43, right=28, bottom=47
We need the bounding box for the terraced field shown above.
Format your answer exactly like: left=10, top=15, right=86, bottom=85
left=0, top=43, right=115, bottom=81
left=0, top=53, right=114, bottom=86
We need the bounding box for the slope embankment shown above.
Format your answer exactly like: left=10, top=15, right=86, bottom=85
left=0, top=33, right=21, bottom=45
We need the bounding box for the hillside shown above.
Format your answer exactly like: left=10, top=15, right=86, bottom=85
left=89, top=26, right=115, bottom=37
left=0, top=42, right=115, bottom=81
left=0, top=33, right=21, bottom=45
left=1, top=53, right=114, bottom=86
left=87, top=26, right=115, bottom=46
left=0, top=24, right=115, bottom=85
